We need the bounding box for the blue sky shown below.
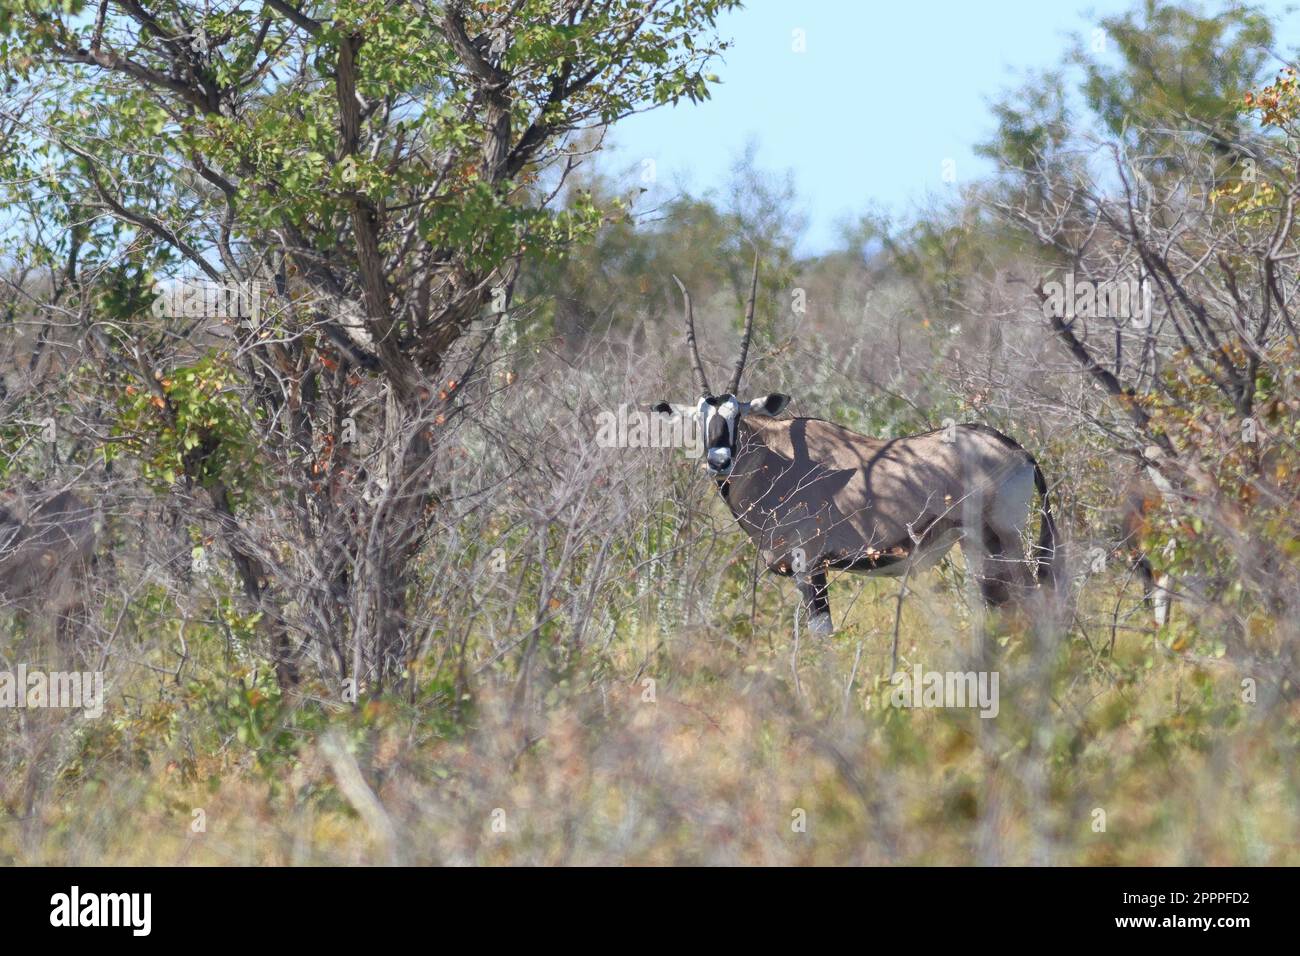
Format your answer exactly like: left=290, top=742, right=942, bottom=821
left=607, top=0, right=1299, bottom=254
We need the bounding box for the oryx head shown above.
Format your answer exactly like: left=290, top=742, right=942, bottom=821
left=652, top=254, right=790, bottom=476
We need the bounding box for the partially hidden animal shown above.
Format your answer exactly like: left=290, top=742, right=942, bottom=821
left=653, top=258, right=1060, bottom=635
left=0, top=489, right=98, bottom=633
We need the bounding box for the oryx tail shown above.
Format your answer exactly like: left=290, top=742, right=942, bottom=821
left=1032, top=460, right=1059, bottom=587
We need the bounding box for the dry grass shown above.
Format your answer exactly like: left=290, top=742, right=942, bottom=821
left=5, top=557, right=1296, bottom=866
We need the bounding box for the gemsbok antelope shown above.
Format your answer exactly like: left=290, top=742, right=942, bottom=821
left=653, top=258, right=1060, bottom=635
left=0, top=489, right=98, bottom=639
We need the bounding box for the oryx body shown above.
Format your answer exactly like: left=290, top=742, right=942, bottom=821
left=655, top=257, right=1057, bottom=636
left=720, top=411, right=1055, bottom=633
left=0, top=490, right=98, bottom=638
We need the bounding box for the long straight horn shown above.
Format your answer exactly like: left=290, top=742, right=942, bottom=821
left=728, top=251, right=759, bottom=395
left=672, top=275, right=711, bottom=396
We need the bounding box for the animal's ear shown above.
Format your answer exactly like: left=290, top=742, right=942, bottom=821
left=745, top=393, right=791, bottom=417
left=652, top=401, right=699, bottom=418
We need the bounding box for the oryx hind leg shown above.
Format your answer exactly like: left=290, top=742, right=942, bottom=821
left=795, top=569, right=832, bottom=636
left=978, top=462, right=1038, bottom=607
left=976, top=528, right=1034, bottom=606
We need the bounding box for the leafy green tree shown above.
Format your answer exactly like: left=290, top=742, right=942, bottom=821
left=1, top=0, right=736, bottom=689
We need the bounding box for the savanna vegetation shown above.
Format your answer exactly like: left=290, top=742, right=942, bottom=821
left=0, top=0, right=1297, bottom=864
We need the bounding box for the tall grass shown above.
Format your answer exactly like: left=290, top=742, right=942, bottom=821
left=4, top=299, right=1297, bottom=865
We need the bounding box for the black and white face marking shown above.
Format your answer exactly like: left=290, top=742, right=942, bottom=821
left=700, top=394, right=742, bottom=475
left=652, top=393, right=792, bottom=477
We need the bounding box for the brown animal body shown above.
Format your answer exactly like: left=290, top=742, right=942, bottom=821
left=717, top=414, right=1057, bottom=632
left=654, top=256, right=1059, bottom=636
left=0, top=490, right=98, bottom=633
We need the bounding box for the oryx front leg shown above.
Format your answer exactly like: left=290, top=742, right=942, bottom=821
left=795, top=570, right=833, bottom=636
